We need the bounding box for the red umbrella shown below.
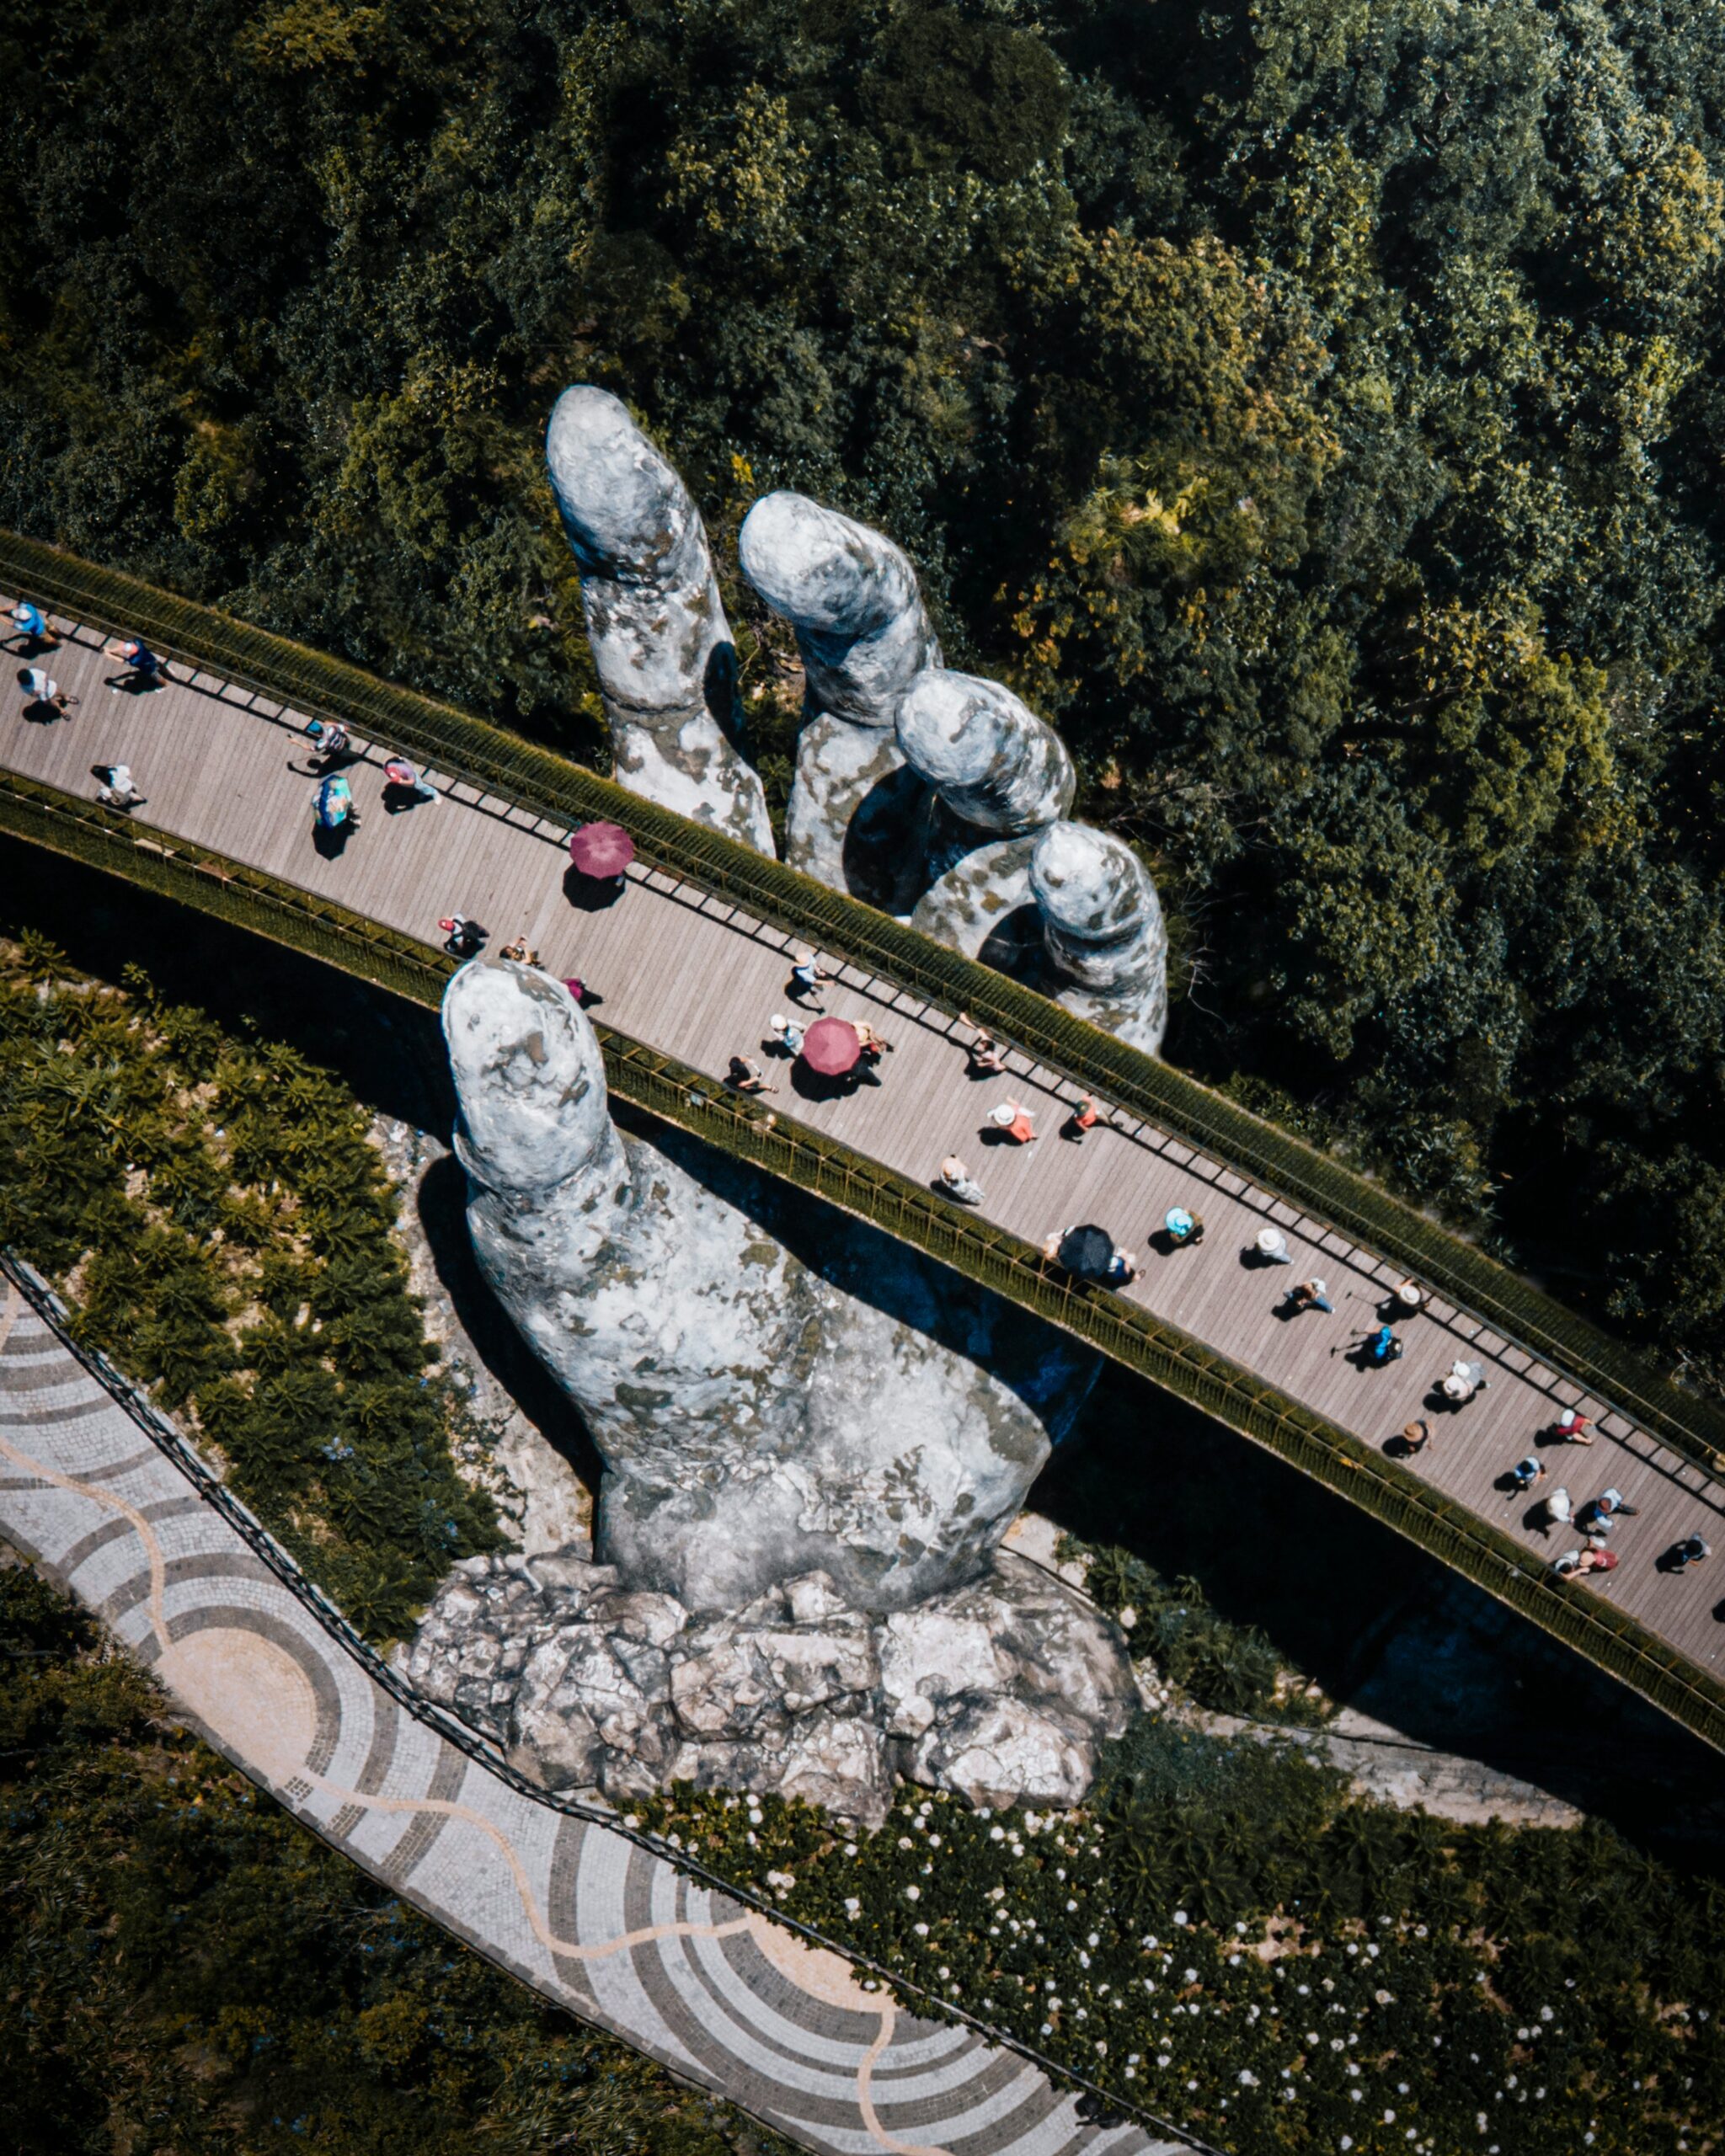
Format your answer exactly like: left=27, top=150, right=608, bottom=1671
left=801, top=1017, right=862, bottom=1075
left=569, top=820, right=635, bottom=877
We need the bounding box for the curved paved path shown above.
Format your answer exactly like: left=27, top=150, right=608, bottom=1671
left=4, top=594, right=1722, bottom=1687
left=0, top=1269, right=1179, bottom=2156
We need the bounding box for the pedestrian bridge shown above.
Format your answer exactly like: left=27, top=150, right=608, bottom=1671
left=3, top=531, right=1723, bottom=1761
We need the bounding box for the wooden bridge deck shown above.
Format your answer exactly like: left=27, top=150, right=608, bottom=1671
left=6, top=600, right=1723, bottom=1695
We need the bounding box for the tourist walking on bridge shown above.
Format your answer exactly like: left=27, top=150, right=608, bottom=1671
left=1284, top=1277, right=1332, bottom=1314
left=440, top=915, right=487, bottom=958
left=727, top=1054, right=777, bottom=1096
left=959, top=1014, right=1007, bottom=1075
left=1441, top=1358, right=1487, bottom=1404
left=1579, top=1488, right=1638, bottom=1538
left=768, top=1013, right=805, bottom=1058
left=305, top=718, right=352, bottom=765
left=1163, top=1206, right=1204, bottom=1246
left=937, top=1155, right=985, bottom=1206
left=1552, top=1407, right=1593, bottom=1445
left=104, top=634, right=170, bottom=691
left=314, top=771, right=359, bottom=835
left=382, top=755, right=436, bottom=807
left=1670, top=1534, right=1712, bottom=1573
left=6, top=598, right=58, bottom=650
left=17, top=664, right=77, bottom=713
left=788, top=952, right=832, bottom=1008
left=94, top=762, right=143, bottom=808
left=990, top=1101, right=1039, bottom=1145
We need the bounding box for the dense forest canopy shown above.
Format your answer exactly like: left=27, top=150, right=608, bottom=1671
left=5, top=0, right=1725, bottom=1365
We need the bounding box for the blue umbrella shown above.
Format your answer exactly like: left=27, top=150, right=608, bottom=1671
left=315, top=774, right=352, bottom=828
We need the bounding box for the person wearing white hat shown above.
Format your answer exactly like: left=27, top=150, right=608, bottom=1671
left=1255, top=1226, right=1292, bottom=1263
left=768, top=1012, right=805, bottom=1058
left=991, top=1101, right=1038, bottom=1144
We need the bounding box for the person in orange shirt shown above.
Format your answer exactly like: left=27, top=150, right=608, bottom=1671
left=991, top=1101, right=1038, bottom=1144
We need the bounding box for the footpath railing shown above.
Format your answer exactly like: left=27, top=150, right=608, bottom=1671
left=0, top=1250, right=1213, bottom=2156
left=4, top=768, right=1723, bottom=1760
left=3, top=527, right=1721, bottom=1486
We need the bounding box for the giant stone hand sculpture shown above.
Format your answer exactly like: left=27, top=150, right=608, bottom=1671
left=430, top=956, right=1135, bottom=1817
left=738, top=491, right=940, bottom=912
left=545, top=381, right=1169, bottom=1053
left=900, top=667, right=1075, bottom=964
left=546, top=387, right=773, bottom=853
left=1031, top=822, right=1170, bottom=1054
left=445, top=956, right=1092, bottom=1613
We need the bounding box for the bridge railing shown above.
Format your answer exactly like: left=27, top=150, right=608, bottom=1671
left=3, top=526, right=1722, bottom=1484
left=5, top=765, right=1723, bottom=1760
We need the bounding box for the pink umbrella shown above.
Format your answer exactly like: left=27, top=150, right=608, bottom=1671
left=569, top=820, right=635, bottom=878
left=801, top=1016, right=862, bottom=1076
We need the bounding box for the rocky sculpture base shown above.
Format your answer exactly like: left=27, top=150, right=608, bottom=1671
left=403, top=1546, right=1136, bottom=1827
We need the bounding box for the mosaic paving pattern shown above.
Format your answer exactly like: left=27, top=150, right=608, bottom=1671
left=0, top=1274, right=1183, bottom=2156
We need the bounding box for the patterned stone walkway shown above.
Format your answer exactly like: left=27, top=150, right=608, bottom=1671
left=0, top=1265, right=1184, bottom=2156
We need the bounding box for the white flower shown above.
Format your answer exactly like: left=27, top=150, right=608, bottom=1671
left=1157, top=2054, right=1172, bottom=2067
left=938, top=1964, right=950, bottom=1977
left=990, top=1825, right=1005, bottom=1841
left=1066, top=1898, right=1080, bottom=1913
left=1384, top=2110, right=1396, bottom=2123
left=844, top=1897, right=861, bottom=1916
left=904, top=1885, right=920, bottom=1901
left=1184, top=1969, right=1199, bottom=1984
left=1173, top=1910, right=1188, bottom=1925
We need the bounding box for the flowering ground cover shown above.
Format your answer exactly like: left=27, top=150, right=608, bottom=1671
left=637, top=1714, right=1724, bottom=2156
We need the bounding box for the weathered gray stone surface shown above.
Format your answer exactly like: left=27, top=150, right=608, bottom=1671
left=897, top=669, right=1074, bottom=839
left=1029, top=822, right=1169, bottom=1054
left=546, top=387, right=773, bottom=853
left=910, top=834, right=1044, bottom=966
left=900, top=669, right=1075, bottom=962
left=783, top=709, right=935, bottom=915
left=406, top=1548, right=1135, bottom=1823
left=740, top=491, right=939, bottom=910
left=443, top=958, right=1096, bottom=1617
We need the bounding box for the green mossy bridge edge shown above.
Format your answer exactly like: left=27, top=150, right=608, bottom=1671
left=5, top=528, right=1720, bottom=1483
left=3, top=764, right=1722, bottom=1763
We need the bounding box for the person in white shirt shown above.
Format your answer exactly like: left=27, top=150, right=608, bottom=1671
left=95, top=763, right=142, bottom=808
left=17, top=665, right=77, bottom=713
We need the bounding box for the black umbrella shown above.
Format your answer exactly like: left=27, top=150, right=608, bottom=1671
left=1057, top=1224, right=1116, bottom=1278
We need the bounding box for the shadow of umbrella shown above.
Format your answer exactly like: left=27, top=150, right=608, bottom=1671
left=1056, top=1224, right=1116, bottom=1279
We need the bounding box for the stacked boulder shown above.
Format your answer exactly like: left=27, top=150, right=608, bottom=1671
left=404, top=1546, right=1135, bottom=1826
